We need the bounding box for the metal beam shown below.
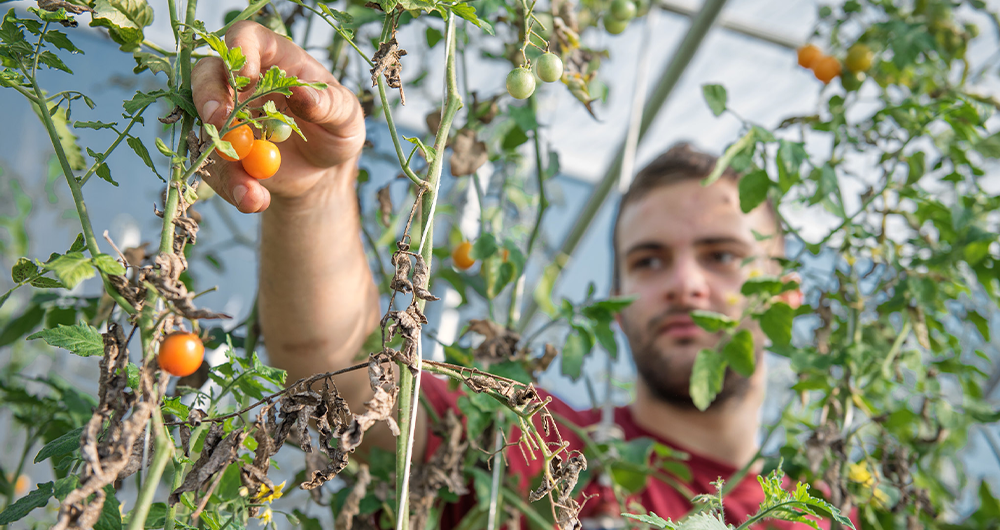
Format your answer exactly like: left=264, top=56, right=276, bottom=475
left=656, top=0, right=802, bottom=50
left=518, top=0, right=731, bottom=331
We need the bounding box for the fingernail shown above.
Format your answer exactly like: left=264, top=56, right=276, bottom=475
left=232, top=185, right=247, bottom=208
left=202, top=100, right=221, bottom=123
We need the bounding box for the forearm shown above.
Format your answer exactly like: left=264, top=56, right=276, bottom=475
left=257, top=163, right=380, bottom=388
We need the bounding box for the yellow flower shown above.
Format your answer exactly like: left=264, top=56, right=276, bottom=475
left=748, top=268, right=762, bottom=278
left=258, top=506, right=273, bottom=525
left=848, top=462, right=874, bottom=487
left=726, top=293, right=740, bottom=306
left=254, top=481, right=286, bottom=504
left=872, top=487, right=890, bottom=509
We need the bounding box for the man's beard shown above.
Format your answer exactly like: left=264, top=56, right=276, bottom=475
left=621, top=308, right=752, bottom=410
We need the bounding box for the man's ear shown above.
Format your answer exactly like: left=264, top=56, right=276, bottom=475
left=776, top=272, right=803, bottom=309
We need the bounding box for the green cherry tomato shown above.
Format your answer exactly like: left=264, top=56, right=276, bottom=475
left=840, top=70, right=865, bottom=92
left=265, top=120, right=293, bottom=143
left=506, top=67, right=536, bottom=99
left=604, top=16, right=628, bottom=35
left=633, top=0, right=650, bottom=17
left=535, top=53, right=564, bottom=83
left=610, top=0, right=636, bottom=21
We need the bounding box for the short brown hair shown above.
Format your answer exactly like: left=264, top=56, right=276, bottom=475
left=611, top=142, right=781, bottom=291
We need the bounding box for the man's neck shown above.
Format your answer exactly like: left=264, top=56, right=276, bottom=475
left=628, top=377, right=764, bottom=471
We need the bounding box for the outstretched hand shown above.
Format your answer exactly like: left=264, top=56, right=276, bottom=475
left=191, top=21, right=365, bottom=213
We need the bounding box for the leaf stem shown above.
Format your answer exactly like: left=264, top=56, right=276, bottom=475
left=79, top=105, right=151, bottom=186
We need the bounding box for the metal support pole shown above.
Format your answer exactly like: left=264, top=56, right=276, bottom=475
left=519, top=0, right=731, bottom=330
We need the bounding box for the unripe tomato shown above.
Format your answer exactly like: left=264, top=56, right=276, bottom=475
left=812, top=55, right=841, bottom=84
left=265, top=120, right=293, bottom=143
left=158, top=332, right=205, bottom=377
left=604, top=16, right=628, bottom=35
left=241, top=139, right=281, bottom=179
left=633, top=0, right=651, bottom=17
left=845, top=43, right=873, bottom=73
left=797, top=44, right=822, bottom=69
left=610, top=0, right=636, bottom=21
left=506, top=67, right=536, bottom=100
left=452, top=241, right=475, bottom=270
left=841, top=70, right=865, bottom=92
left=216, top=122, right=254, bottom=162
left=535, top=53, right=564, bottom=83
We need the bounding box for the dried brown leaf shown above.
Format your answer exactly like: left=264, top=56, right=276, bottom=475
left=376, top=184, right=393, bottom=227
left=449, top=128, right=489, bottom=177
left=335, top=464, right=372, bottom=529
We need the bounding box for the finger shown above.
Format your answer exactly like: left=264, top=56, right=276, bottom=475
left=192, top=57, right=235, bottom=129
left=203, top=158, right=272, bottom=213
left=225, top=21, right=362, bottom=134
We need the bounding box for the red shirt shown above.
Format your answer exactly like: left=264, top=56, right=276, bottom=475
left=421, top=374, right=853, bottom=529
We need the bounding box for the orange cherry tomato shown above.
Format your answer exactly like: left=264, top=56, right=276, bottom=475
left=241, top=139, right=281, bottom=179
left=797, top=44, right=823, bottom=69
left=216, top=122, right=254, bottom=162
left=452, top=241, right=475, bottom=270
left=812, top=55, right=842, bottom=84
left=157, top=332, right=205, bottom=377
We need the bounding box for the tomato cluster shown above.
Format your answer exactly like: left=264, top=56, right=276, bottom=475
left=604, top=0, right=640, bottom=35
left=214, top=119, right=291, bottom=179
left=505, top=51, right=564, bottom=100
left=797, top=42, right=873, bottom=89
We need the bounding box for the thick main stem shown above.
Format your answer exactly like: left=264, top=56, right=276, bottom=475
left=394, top=12, right=462, bottom=530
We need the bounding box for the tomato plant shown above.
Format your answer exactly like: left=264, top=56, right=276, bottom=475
left=0, top=1, right=998, bottom=530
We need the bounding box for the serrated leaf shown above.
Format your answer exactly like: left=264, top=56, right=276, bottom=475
left=252, top=65, right=321, bottom=99
left=126, top=136, right=156, bottom=172
left=93, top=254, right=126, bottom=276
left=123, top=90, right=157, bottom=115
left=0, top=482, right=53, bottom=524
left=451, top=3, right=494, bottom=35
left=53, top=476, right=80, bottom=501
left=37, top=50, right=72, bottom=73
left=75, top=120, right=118, bottom=130
left=44, top=252, right=94, bottom=288
left=90, top=0, right=154, bottom=52
left=34, top=426, right=83, bottom=463
left=43, top=29, right=82, bottom=54
left=31, top=102, right=85, bottom=170
left=12, top=257, right=39, bottom=283
left=95, top=163, right=118, bottom=186
left=133, top=50, right=172, bottom=82
left=722, top=329, right=755, bottom=377
left=623, top=512, right=675, bottom=529
left=690, top=349, right=726, bottom=411
left=318, top=4, right=353, bottom=23
left=702, top=84, right=727, bottom=116
left=683, top=512, right=729, bottom=530
left=27, top=322, right=105, bottom=357
left=30, top=276, right=64, bottom=289
left=69, top=233, right=86, bottom=252
left=0, top=304, right=45, bottom=347
left=702, top=129, right=755, bottom=187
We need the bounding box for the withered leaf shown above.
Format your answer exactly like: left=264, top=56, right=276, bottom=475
left=376, top=184, right=393, bottom=227
left=370, top=33, right=407, bottom=104
left=391, top=252, right=413, bottom=293
left=169, top=427, right=247, bottom=505
left=334, top=464, right=371, bottom=529
left=449, top=129, right=489, bottom=177
left=411, top=254, right=439, bottom=301
left=466, top=319, right=520, bottom=364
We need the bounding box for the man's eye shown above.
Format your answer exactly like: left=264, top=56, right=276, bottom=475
left=710, top=251, right=737, bottom=265
left=632, top=256, right=663, bottom=270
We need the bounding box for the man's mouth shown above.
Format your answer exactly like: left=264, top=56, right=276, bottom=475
left=657, top=316, right=703, bottom=340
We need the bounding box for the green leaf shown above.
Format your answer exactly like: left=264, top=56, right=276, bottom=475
left=34, top=426, right=83, bottom=463
left=132, top=50, right=172, bottom=82
left=682, top=512, right=728, bottom=530
left=690, top=349, right=726, bottom=411
left=42, top=29, right=82, bottom=54
left=969, top=311, right=991, bottom=342
left=31, top=102, right=85, bottom=171
left=0, top=481, right=53, bottom=524
left=37, top=50, right=72, bottom=73
left=740, top=276, right=785, bottom=297
left=94, top=484, right=121, bottom=530
left=0, top=304, right=46, bottom=347
left=93, top=254, right=126, bottom=276
left=252, top=65, right=323, bottom=99
left=30, top=276, right=64, bottom=288
left=53, top=476, right=80, bottom=501
left=317, top=4, right=353, bottom=24
left=738, top=169, right=770, bottom=213
left=126, top=136, right=157, bottom=174
left=759, top=302, right=794, bottom=346
left=722, top=329, right=755, bottom=377
left=404, top=136, right=437, bottom=165
left=776, top=140, right=807, bottom=192
left=533, top=261, right=562, bottom=316
left=398, top=0, right=438, bottom=12
left=623, top=512, right=675, bottom=529
left=44, top=252, right=94, bottom=288
left=90, top=0, right=154, bottom=51
left=593, top=320, right=618, bottom=359
left=502, top=124, right=529, bottom=150
left=69, top=233, right=86, bottom=252
left=469, top=234, right=499, bottom=260
left=450, top=3, right=494, bottom=35
left=702, top=129, right=755, bottom=186
left=690, top=310, right=736, bottom=332
left=701, top=84, right=727, bottom=116
left=27, top=323, right=105, bottom=357
left=12, top=257, right=39, bottom=283
left=561, top=327, right=592, bottom=380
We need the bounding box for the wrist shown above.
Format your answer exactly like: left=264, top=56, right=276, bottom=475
left=267, top=162, right=359, bottom=215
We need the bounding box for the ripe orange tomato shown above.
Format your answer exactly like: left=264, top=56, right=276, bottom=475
left=452, top=241, right=475, bottom=270
left=216, top=122, right=254, bottom=162
left=845, top=43, right=873, bottom=73
left=241, top=139, right=281, bottom=179
left=158, top=332, right=205, bottom=377
left=812, top=55, right=842, bottom=84
left=797, top=44, right=823, bottom=69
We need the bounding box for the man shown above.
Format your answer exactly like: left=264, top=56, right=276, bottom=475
left=193, top=21, right=827, bottom=529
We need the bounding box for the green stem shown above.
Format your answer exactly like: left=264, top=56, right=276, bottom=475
left=163, top=457, right=184, bottom=530
left=30, top=21, right=49, bottom=79
left=127, top=411, right=174, bottom=530
left=79, top=106, right=151, bottom=186
left=376, top=76, right=427, bottom=188
left=25, top=67, right=136, bottom=314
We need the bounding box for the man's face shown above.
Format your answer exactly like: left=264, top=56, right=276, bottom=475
left=614, top=178, right=778, bottom=408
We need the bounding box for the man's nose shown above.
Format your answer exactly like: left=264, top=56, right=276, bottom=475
left=662, top=253, right=709, bottom=305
